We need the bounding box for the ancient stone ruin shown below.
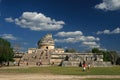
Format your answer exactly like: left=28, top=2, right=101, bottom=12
left=14, top=34, right=111, bottom=67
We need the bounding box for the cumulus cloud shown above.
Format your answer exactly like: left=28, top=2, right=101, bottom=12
left=5, top=12, right=65, bottom=31
left=82, top=41, right=100, bottom=48
left=55, top=31, right=83, bottom=37
left=55, top=37, right=77, bottom=43
left=112, top=27, right=120, bottom=33
left=55, top=36, right=100, bottom=43
left=95, top=0, right=120, bottom=11
left=79, top=36, right=100, bottom=41
left=96, top=27, right=120, bottom=34
left=55, top=31, right=100, bottom=48
left=0, top=34, right=17, bottom=40
left=5, top=17, right=14, bottom=22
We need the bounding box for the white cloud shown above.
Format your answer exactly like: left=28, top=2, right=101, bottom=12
left=55, top=36, right=99, bottom=43
left=55, top=31, right=100, bottom=48
left=97, top=30, right=110, bottom=34
left=82, top=42, right=97, bottom=45
left=112, top=27, right=120, bottom=33
left=96, top=27, right=120, bottom=34
left=0, top=34, right=17, bottom=40
left=55, top=31, right=100, bottom=43
left=80, top=36, right=100, bottom=41
left=5, top=12, right=65, bottom=31
left=55, top=31, right=83, bottom=37
left=95, top=0, right=120, bottom=11
left=82, top=41, right=100, bottom=48
left=5, top=17, right=14, bottom=22
left=55, top=37, right=77, bottom=43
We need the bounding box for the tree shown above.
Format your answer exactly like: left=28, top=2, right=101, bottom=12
left=65, top=48, right=77, bottom=53
left=0, top=38, right=14, bottom=66
left=92, top=48, right=101, bottom=53
left=91, top=48, right=119, bottom=65
left=109, top=51, right=118, bottom=65
left=102, top=51, right=111, bottom=61
left=116, top=57, right=120, bottom=65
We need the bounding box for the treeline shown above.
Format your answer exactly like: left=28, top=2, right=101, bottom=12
left=92, top=48, right=120, bottom=65
left=0, top=38, right=14, bottom=66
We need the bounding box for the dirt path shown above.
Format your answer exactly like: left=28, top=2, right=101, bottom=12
left=0, top=74, right=120, bottom=80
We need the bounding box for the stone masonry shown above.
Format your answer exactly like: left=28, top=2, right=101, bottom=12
left=15, top=34, right=111, bottom=67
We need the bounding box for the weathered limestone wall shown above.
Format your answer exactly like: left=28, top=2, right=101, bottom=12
left=93, top=61, right=112, bottom=67
left=40, top=45, right=54, bottom=49
left=28, top=48, right=36, bottom=54
left=60, top=53, right=105, bottom=67
left=50, top=59, right=63, bottom=65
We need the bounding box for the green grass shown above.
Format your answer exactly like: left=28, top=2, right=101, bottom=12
left=0, top=66, right=120, bottom=75
left=49, top=66, right=120, bottom=75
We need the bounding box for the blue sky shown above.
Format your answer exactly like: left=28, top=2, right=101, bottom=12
left=0, top=0, right=120, bottom=52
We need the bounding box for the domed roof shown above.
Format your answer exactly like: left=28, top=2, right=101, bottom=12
left=38, top=34, right=55, bottom=47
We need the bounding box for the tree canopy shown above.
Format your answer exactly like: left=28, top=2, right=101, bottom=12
left=0, top=38, right=14, bottom=65
left=92, top=48, right=119, bottom=65
left=65, top=48, right=77, bottom=53
left=92, top=48, right=102, bottom=53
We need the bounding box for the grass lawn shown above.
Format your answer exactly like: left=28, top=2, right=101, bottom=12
left=0, top=66, right=120, bottom=75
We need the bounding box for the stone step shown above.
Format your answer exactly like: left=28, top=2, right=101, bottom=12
left=93, top=61, right=112, bottom=67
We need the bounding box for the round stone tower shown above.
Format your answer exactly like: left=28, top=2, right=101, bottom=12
left=38, top=34, right=55, bottom=49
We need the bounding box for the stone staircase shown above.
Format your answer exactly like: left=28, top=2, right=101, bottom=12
left=20, top=49, right=51, bottom=66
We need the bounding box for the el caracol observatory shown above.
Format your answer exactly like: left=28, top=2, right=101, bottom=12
left=37, top=34, right=55, bottom=49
